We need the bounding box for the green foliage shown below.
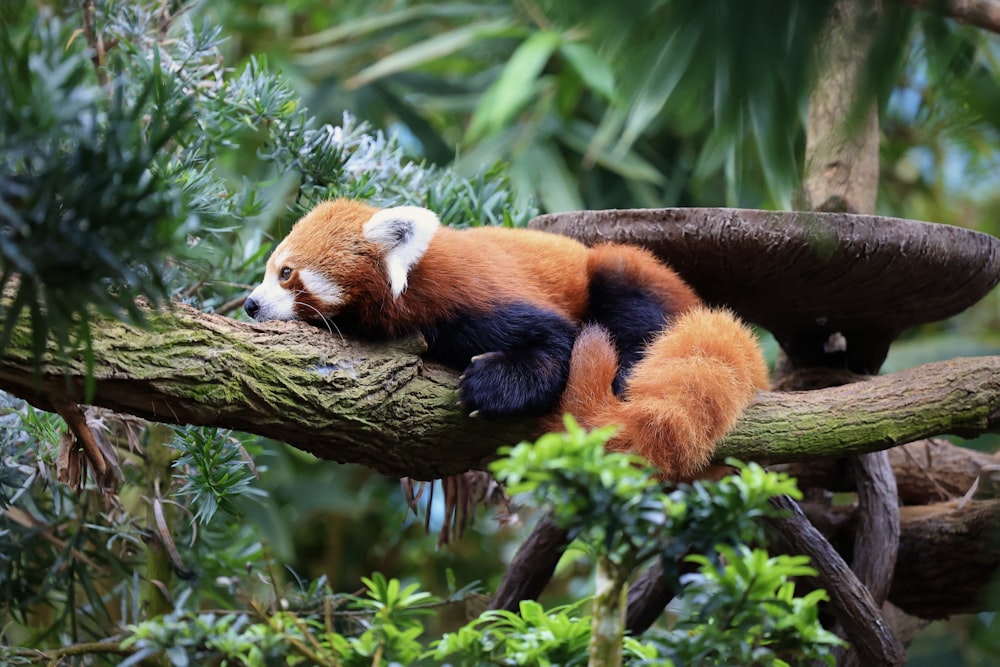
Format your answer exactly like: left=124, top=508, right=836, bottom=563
left=538, top=0, right=839, bottom=204
left=0, top=0, right=534, bottom=351
left=483, top=418, right=838, bottom=666
left=492, top=417, right=802, bottom=575
left=668, top=546, right=841, bottom=666
left=429, top=548, right=843, bottom=667
left=289, top=1, right=676, bottom=212
left=121, top=595, right=281, bottom=667
left=346, top=572, right=438, bottom=664
left=169, top=427, right=266, bottom=524
left=33, top=424, right=837, bottom=666
left=430, top=599, right=597, bottom=666
left=119, top=570, right=453, bottom=666
left=285, top=0, right=1000, bottom=217
left=0, top=18, right=195, bottom=366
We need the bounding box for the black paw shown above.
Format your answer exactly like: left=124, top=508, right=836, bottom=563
left=458, top=352, right=560, bottom=418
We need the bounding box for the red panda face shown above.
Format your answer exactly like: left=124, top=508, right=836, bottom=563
left=244, top=199, right=440, bottom=324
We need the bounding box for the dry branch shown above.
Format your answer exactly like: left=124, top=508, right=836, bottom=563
left=0, top=303, right=999, bottom=480
left=776, top=437, right=1000, bottom=502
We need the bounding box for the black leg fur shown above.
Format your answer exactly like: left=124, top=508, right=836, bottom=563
left=422, top=303, right=577, bottom=417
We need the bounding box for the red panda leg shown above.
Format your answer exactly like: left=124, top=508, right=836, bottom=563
left=445, top=303, right=578, bottom=417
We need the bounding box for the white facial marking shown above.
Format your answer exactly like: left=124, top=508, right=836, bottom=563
left=271, top=246, right=290, bottom=273
left=247, top=271, right=295, bottom=320
left=247, top=245, right=295, bottom=320
left=363, top=206, right=440, bottom=298
left=299, top=268, right=344, bottom=309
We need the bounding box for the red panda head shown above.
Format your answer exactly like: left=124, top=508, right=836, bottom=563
left=244, top=199, right=440, bottom=323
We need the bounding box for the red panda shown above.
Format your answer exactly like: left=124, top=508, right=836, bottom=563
left=245, top=199, right=768, bottom=480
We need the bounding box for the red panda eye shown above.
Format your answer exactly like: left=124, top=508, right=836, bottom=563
left=279, top=267, right=292, bottom=281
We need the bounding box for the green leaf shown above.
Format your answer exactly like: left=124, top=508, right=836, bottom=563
left=559, top=41, right=616, bottom=102
left=615, top=25, right=701, bottom=156
left=345, top=18, right=518, bottom=88
left=292, top=3, right=504, bottom=49
left=467, top=30, right=562, bottom=141
left=559, top=121, right=665, bottom=184
left=516, top=143, right=583, bottom=213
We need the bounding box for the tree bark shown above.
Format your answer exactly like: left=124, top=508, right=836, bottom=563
left=716, top=359, right=1000, bottom=462
left=0, top=304, right=534, bottom=480
left=768, top=495, right=906, bottom=667
left=0, top=303, right=998, bottom=480
left=488, top=516, right=570, bottom=611
left=798, top=0, right=881, bottom=214
left=775, top=437, right=1000, bottom=503
left=801, top=499, right=1000, bottom=619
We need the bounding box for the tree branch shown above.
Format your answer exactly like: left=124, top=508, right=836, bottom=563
left=802, top=499, right=1000, bottom=618
left=903, top=0, right=1000, bottom=34
left=717, top=359, right=1000, bottom=462
left=776, top=437, right=1000, bottom=503
left=0, top=303, right=534, bottom=480
left=768, top=495, right=906, bottom=666
left=0, top=303, right=998, bottom=480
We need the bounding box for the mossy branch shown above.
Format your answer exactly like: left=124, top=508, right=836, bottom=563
left=0, top=302, right=997, bottom=480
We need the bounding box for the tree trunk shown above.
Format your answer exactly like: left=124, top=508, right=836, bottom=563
left=798, top=0, right=881, bottom=214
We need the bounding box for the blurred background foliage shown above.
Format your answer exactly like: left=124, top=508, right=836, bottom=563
left=1, top=0, right=1000, bottom=663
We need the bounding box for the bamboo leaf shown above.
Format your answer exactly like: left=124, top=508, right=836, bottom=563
left=466, top=30, right=562, bottom=141
left=559, top=41, right=616, bottom=102
left=292, top=4, right=505, bottom=50
left=615, top=26, right=700, bottom=156
left=518, top=143, right=582, bottom=212
left=559, top=121, right=664, bottom=184
left=345, top=19, right=518, bottom=89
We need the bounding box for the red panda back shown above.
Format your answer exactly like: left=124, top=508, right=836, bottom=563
left=401, top=226, right=591, bottom=323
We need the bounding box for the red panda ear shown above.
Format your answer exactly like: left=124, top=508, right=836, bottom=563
left=363, top=206, right=440, bottom=298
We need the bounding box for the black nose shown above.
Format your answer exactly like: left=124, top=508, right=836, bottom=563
left=244, top=296, right=260, bottom=319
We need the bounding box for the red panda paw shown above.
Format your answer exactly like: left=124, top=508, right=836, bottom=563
left=458, top=350, right=567, bottom=418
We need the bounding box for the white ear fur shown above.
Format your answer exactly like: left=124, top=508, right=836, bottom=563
left=363, top=206, right=440, bottom=298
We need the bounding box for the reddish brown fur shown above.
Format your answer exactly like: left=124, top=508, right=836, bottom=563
left=402, top=226, right=591, bottom=326
left=266, top=200, right=387, bottom=323
left=548, top=307, right=769, bottom=481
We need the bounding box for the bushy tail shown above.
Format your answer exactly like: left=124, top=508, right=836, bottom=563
left=550, top=307, right=769, bottom=481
